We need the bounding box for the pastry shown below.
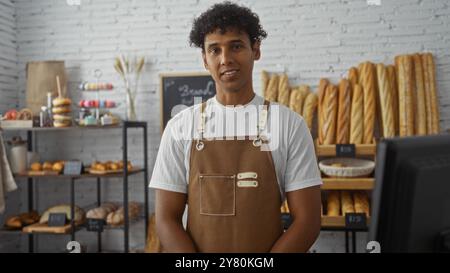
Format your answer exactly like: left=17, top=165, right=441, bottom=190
left=52, top=97, right=72, bottom=107
left=376, top=64, right=395, bottom=138
left=52, top=106, right=71, bottom=114
left=277, top=74, right=290, bottom=106
left=30, top=162, right=42, bottom=172
left=18, top=211, right=40, bottom=225
left=5, top=216, right=22, bottom=229
left=395, top=55, right=415, bottom=136
left=336, top=79, right=351, bottom=144
left=106, top=202, right=140, bottom=226
left=317, top=79, right=329, bottom=144
left=412, top=54, right=427, bottom=135
left=52, top=162, right=64, bottom=173
left=302, top=92, right=318, bottom=130
left=43, top=161, right=53, bottom=171
left=53, top=120, right=71, bottom=128
left=322, top=85, right=338, bottom=145
left=386, top=65, right=399, bottom=135
left=327, top=191, right=340, bottom=216
left=341, top=191, right=355, bottom=215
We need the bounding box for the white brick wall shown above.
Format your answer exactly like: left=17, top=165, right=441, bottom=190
left=0, top=0, right=449, bottom=252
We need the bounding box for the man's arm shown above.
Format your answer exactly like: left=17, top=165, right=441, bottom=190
left=155, top=189, right=197, bottom=252
left=270, top=185, right=322, bottom=253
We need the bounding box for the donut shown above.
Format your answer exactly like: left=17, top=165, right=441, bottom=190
left=52, top=106, right=71, bottom=114
left=52, top=97, right=72, bottom=107
left=53, top=114, right=72, bottom=121
left=53, top=120, right=71, bottom=128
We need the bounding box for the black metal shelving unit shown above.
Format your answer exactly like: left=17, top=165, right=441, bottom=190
left=2, top=121, right=149, bottom=253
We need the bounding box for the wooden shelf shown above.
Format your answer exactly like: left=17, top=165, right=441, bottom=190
left=321, top=215, right=371, bottom=228
left=321, top=177, right=375, bottom=190
left=315, top=139, right=376, bottom=157
left=14, top=168, right=145, bottom=179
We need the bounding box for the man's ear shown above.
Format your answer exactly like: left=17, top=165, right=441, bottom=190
left=253, top=41, right=261, bottom=61
left=202, top=52, right=209, bottom=70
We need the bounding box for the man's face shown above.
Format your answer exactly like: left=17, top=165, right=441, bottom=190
left=202, top=28, right=261, bottom=93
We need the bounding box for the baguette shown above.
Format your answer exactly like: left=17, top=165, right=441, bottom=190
left=327, top=191, right=340, bottom=216
left=412, top=54, right=427, bottom=135
left=386, top=65, right=399, bottom=136
left=353, top=191, right=370, bottom=217
left=348, top=67, right=359, bottom=89
left=322, top=85, right=338, bottom=145
left=302, top=92, right=318, bottom=130
left=350, top=84, right=364, bottom=144
left=265, top=74, right=279, bottom=102
left=422, top=53, right=440, bottom=134
left=341, top=191, right=355, bottom=215
left=317, top=79, right=330, bottom=144
left=289, top=85, right=310, bottom=116
left=360, top=62, right=376, bottom=144
left=261, top=70, right=270, bottom=99
left=277, top=74, right=290, bottom=106
left=376, top=64, right=395, bottom=138
left=336, top=79, right=351, bottom=144
left=395, top=55, right=415, bottom=136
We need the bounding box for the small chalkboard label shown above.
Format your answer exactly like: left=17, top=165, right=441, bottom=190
left=64, top=161, right=83, bottom=175
left=48, top=213, right=67, bottom=227
left=86, top=218, right=105, bottom=232
left=336, top=144, right=356, bottom=158
left=345, top=213, right=367, bottom=229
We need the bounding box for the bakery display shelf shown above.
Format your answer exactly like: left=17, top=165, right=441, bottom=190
left=321, top=215, right=371, bottom=229
left=321, top=177, right=374, bottom=190
left=0, top=224, right=84, bottom=235
left=314, top=139, right=377, bottom=157
left=14, top=168, right=145, bottom=179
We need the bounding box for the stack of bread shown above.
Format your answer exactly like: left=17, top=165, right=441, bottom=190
left=261, top=71, right=318, bottom=130
left=52, top=97, right=72, bottom=127
left=326, top=191, right=370, bottom=217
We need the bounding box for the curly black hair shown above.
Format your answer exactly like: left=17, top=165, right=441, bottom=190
left=189, top=1, right=267, bottom=51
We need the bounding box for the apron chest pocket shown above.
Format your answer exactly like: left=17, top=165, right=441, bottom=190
left=199, top=174, right=236, bottom=216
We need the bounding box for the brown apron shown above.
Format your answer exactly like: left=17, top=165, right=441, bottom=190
left=187, top=99, right=283, bottom=253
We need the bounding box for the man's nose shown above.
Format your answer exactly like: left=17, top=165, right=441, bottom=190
left=220, top=48, right=233, bottom=66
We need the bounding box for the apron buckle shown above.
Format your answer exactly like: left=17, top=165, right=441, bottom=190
left=196, top=141, right=205, bottom=151
left=253, top=138, right=262, bottom=147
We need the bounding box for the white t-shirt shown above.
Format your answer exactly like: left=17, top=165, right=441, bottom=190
left=149, top=94, right=322, bottom=201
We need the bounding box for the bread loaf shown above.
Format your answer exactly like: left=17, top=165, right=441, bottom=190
left=302, top=92, right=318, bottom=130
left=360, top=62, right=376, bottom=144
left=395, top=55, right=415, bottom=136
left=412, top=54, right=427, bottom=135
left=261, top=70, right=270, bottom=99
left=40, top=204, right=86, bottom=225
left=422, top=53, right=440, bottom=134
left=86, top=202, right=118, bottom=220
left=5, top=216, right=22, bottom=229
left=376, top=64, right=395, bottom=138
left=386, top=65, right=399, bottom=136
left=353, top=191, right=370, bottom=217
left=317, top=79, right=329, bottom=144
left=277, top=74, right=290, bottom=106
left=348, top=67, right=359, bottom=89
left=350, top=84, right=363, bottom=144
left=106, top=202, right=140, bottom=226
left=336, top=79, right=351, bottom=144
left=266, top=74, right=279, bottom=102
left=341, top=191, right=355, bottom=215
left=327, top=191, right=340, bottom=216
left=289, top=85, right=310, bottom=116
left=322, top=85, right=338, bottom=145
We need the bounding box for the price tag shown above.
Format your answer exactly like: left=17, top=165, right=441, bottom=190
left=345, top=213, right=367, bottom=229
left=63, top=161, right=83, bottom=175
left=336, top=144, right=356, bottom=158
left=86, top=218, right=105, bottom=232
left=48, top=213, right=67, bottom=227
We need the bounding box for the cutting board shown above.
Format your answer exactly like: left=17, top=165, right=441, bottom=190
left=22, top=223, right=72, bottom=234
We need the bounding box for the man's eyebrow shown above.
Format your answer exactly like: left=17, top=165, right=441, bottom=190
left=205, top=39, right=245, bottom=49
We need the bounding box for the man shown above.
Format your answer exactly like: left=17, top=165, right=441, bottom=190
left=150, top=2, right=322, bottom=253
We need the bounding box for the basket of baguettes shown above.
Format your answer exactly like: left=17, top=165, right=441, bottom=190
left=261, top=52, right=441, bottom=143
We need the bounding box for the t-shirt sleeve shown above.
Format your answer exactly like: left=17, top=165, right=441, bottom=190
left=284, top=116, right=322, bottom=192
left=149, top=119, right=188, bottom=194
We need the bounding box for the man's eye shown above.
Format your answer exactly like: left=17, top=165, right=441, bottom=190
left=209, top=48, right=220, bottom=54
left=232, top=44, right=242, bottom=50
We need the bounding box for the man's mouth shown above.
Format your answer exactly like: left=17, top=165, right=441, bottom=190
left=220, top=69, right=239, bottom=77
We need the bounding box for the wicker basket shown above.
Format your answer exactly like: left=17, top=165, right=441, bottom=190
left=319, top=158, right=375, bottom=178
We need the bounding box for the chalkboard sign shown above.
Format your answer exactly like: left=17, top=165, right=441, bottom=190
left=48, top=213, right=67, bottom=227
left=63, top=160, right=83, bottom=175
left=345, top=213, right=367, bottom=229
left=86, top=218, right=105, bottom=232
left=159, top=72, right=216, bottom=132
left=336, top=144, right=356, bottom=158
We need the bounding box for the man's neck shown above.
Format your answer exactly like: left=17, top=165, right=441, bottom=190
left=215, top=88, right=255, bottom=106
